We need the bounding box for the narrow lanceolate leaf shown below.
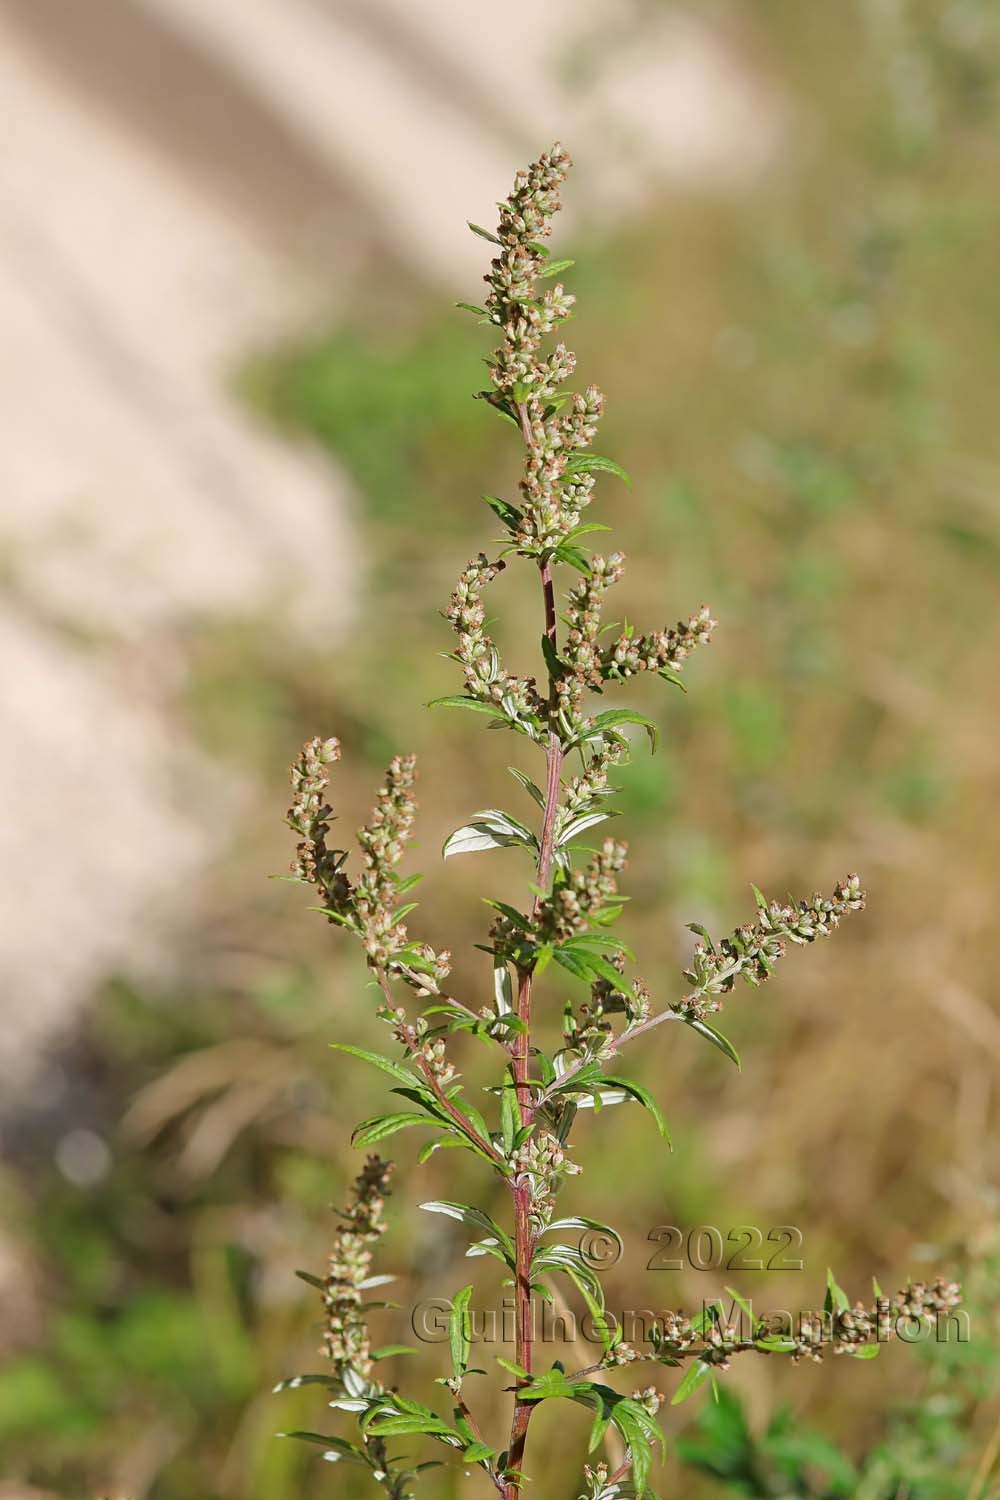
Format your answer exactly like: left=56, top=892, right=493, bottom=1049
left=352, top=1112, right=434, bottom=1146
left=564, top=453, right=632, bottom=487
left=589, top=708, right=659, bottom=752
left=279, top=1433, right=369, bottom=1464
left=294, top=1269, right=325, bottom=1291
left=419, top=1202, right=516, bottom=1265
left=671, top=1359, right=713, bottom=1405
left=539, top=257, right=575, bottom=278
left=329, top=1044, right=420, bottom=1088
left=272, top=1372, right=339, bottom=1392
left=552, top=542, right=592, bottom=575
left=461, top=1440, right=496, bottom=1464
left=449, top=1284, right=474, bottom=1383
left=825, top=1267, right=850, bottom=1315
left=366, top=1413, right=460, bottom=1440
left=484, top=494, right=524, bottom=530
left=556, top=809, right=619, bottom=846
left=544, top=1215, right=621, bottom=1241
left=442, top=809, right=538, bottom=859
left=428, top=694, right=508, bottom=718
left=500, top=1076, right=520, bottom=1154
left=508, top=766, right=545, bottom=807
left=601, top=1077, right=672, bottom=1146
left=678, top=1014, right=742, bottom=1070
left=493, top=961, right=514, bottom=1016
left=467, top=220, right=501, bottom=244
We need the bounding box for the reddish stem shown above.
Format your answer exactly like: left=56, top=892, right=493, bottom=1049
left=505, top=539, right=564, bottom=1497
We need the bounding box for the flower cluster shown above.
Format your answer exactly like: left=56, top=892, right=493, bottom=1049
left=510, top=1128, right=581, bottom=1228
left=563, top=952, right=651, bottom=1060
left=560, top=743, right=624, bottom=820
left=480, top=143, right=604, bottom=554
left=286, top=740, right=450, bottom=992
left=578, top=1462, right=622, bottom=1500
left=553, top=555, right=713, bottom=735
left=679, top=875, right=867, bottom=1020
left=632, top=1385, right=664, bottom=1417
left=446, top=554, right=543, bottom=723
left=383, top=1005, right=458, bottom=1087
left=601, top=605, right=717, bottom=683
left=489, top=839, right=627, bottom=967
left=560, top=554, right=626, bottom=704
left=791, top=1277, right=964, bottom=1363
left=642, top=1276, right=964, bottom=1373
left=536, top=838, right=628, bottom=947
left=322, top=1156, right=394, bottom=1383
left=287, top=736, right=350, bottom=904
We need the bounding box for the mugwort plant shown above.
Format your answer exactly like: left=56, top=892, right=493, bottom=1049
left=277, top=146, right=961, bottom=1499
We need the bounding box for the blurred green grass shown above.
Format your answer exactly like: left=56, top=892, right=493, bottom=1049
left=4, top=2, right=1000, bottom=1496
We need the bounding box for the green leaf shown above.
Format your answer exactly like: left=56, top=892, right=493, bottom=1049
left=552, top=542, right=592, bottom=575
left=419, top=1202, right=516, bottom=1265
left=565, top=522, right=612, bottom=539
left=462, top=1439, right=495, bottom=1463
left=657, top=665, right=688, bottom=692
left=539, top=257, right=575, bottom=278
left=847, top=1342, right=880, bottom=1359
left=367, top=1414, right=458, bottom=1439
left=579, top=950, right=632, bottom=987
left=455, top=301, right=487, bottom=316
left=483, top=898, right=531, bottom=930
left=371, top=1344, right=418, bottom=1360
left=724, top=1286, right=754, bottom=1321
left=564, top=453, right=632, bottom=487
left=601, top=1076, right=672, bottom=1146
left=540, top=632, right=564, bottom=680
left=590, top=708, right=659, bottom=752
left=508, top=766, right=545, bottom=807
left=671, top=1359, right=712, bottom=1406
left=826, top=1267, right=850, bottom=1315
left=679, top=1014, right=741, bottom=1070
left=499, top=1076, right=521, bottom=1154
left=418, top=1137, right=461, bottom=1165
left=557, top=809, right=618, bottom=846
left=552, top=946, right=593, bottom=982
left=534, top=943, right=554, bottom=976
left=443, top=810, right=537, bottom=859
left=306, top=905, right=359, bottom=931
left=352, top=1112, right=432, bottom=1146
left=428, top=694, right=508, bottom=718
left=272, top=1372, right=339, bottom=1392
left=493, top=961, right=514, bottom=1016
left=449, top=1285, right=474, bottom=1383
left=483, top=494, right=523, bottom=530
left=278, top=1432, right=370, bottom=1464
left=329, top=1044, right=420, bottom=1088
left=754, top=1335, right=797, bottom=1353
left=467, top=221, right=501, bottom=244
left=294, top=1269, right=325, bottom=1291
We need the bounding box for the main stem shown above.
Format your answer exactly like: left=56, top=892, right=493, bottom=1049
left=506, top=534, right=563, bottom=1497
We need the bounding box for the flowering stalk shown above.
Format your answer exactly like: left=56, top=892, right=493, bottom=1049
left=277, top=147, right=960, bottom=1498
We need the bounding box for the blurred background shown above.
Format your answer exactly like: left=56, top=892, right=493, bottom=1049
left=1, top=0, right=999, bottom=1495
